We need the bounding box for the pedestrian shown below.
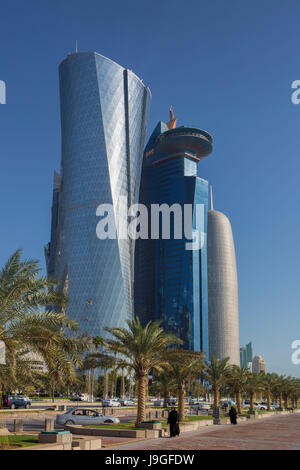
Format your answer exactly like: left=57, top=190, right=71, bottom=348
left=167, top=407, right=180, bottom=437
left=229, top=405, right=237, bottom=425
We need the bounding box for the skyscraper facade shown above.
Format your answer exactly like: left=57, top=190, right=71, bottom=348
left=207, top=190, right=240, bottom=365
left=252, top=355, right=266, bottom=374
left=240, top=341, right=253, bottom=369
left=134, top=115, right=213, bottom=354
left=45, top=51, right=151, bottom=337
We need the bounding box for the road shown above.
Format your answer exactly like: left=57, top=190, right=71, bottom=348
left=106, top=413, right=300, bottom=450
left=1, top=412, right=136, bottom=433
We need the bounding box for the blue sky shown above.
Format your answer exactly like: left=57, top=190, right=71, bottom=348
left=1, top=0, right=300, bottom=376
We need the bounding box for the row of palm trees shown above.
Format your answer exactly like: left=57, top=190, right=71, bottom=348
left=1, top=250, right=300, bottom=426
left=206, top=358, right=300, bottom=413
left=91, top=323, right=300, bottom=425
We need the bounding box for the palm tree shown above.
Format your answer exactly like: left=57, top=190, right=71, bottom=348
left=272, top=375, right=286, bottom=409
left=262, top=373, right=279, bottom=410
left=152, top=371, right=177, bottom=408
left=281, top=376, right=300, bottom=409
left=165, top=350, right=204, bottom=420
left=205, top=357, right=231, bottom=408
left=90, top=336, right=105, bottom=399
left=117, top=359, right=128, bottom=399
left=104, top=317, right=180, bottom=425
left=244, top=372, right=264, bottom=412
left=290, top=378, right=300, bottom=408
left=0, top=250, right=88, bottom=398
left=226, top=366, right=249, bottom=414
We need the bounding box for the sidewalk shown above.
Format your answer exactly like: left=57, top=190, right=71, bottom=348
left=105, top=412, right=300, bottom=450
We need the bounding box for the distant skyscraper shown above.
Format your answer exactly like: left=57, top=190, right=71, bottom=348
left=240, top=342, right=253, bottom=369
left=45, top=51, right=151, bottom=337
left=134, top=110, right=213, bottom=354
left=207, top=189, right=240, bottom=365
left=252, top=355, right=266, bottom=374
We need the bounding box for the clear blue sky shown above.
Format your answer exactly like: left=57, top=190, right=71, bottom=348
left=1, top=0, right=300, bottom=377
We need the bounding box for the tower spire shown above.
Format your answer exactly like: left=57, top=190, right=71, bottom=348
left=210, top=185, right=214, bottom=210
left=167, top=106, right=177, bottom=130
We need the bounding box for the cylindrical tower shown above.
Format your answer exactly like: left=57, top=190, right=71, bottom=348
left=207, top=188, right=240, bottom=365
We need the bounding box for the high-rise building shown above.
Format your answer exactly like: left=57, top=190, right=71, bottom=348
left=252, top=355, right=266, bottom=374
left=134, top=110, right=213, bottom=354
left=45, top=51, right=151, bottom=337
left=207, top=189, right=240, bottom=365
left=240, top=342, right=253, bottom=369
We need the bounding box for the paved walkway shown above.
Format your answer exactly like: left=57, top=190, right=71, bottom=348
left=106, top=413, right=300, bottom=450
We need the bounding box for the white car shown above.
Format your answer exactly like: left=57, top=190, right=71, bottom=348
left=56, top=408, right=120, bottom=426
left=118, top=399, right=135, bottom=406
left=257, top=404, right=267, bottom=410
left=70, top=393, right=89, bottom=402
left=191, top=402, right=211, bottom=411
left=101, top=399, right=121, bottom=407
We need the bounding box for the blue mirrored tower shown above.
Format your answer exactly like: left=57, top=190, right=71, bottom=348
left=45, top=52, right=151, bottom=337
left=134, top=115, right=213, bottom=354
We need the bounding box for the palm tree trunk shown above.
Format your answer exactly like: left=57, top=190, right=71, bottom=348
left=213, top=385, right=220, bottom=408
left=163, top=388, right=168, bottom=408
left=91, top=369, right=95, bottom=401
left=250, top=392, right=255, bottom=412
left=87, top=369, right=91, bottom=396
left=284, top=394, right=289, bottom=409
left=111, top=371, right=114, bottom=398
left=267, top=392, right=271, bottom=411
left=178, top=382, right=185, bottom=421
left=136, top=373, right=147, bottom=426
left=121, top=368, right=125, bottom=399
left=279, top=392, right=283, bottom=409
left=236, top=390, right=242, bottom=414
left=104, top=369, right=109, bottom=399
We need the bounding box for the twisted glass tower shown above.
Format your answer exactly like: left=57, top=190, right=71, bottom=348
left=45, top=52, right=151, bottom=337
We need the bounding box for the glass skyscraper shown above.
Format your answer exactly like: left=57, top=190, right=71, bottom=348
left=134, top=118, right=213, bottom=354
left=240, top=342, right=253, bottom=369
left=45, top=52, right=151, bottom=337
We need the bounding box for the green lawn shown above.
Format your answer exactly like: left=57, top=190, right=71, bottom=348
left=0, top=434, right=39, bottom=448
left=86, top=415, right=214, bottom=430
left=0, top=409, right=57, bottom=415
left=85, top=422, right=145, bottom=430
left=182, top=415, right=214, bottom=421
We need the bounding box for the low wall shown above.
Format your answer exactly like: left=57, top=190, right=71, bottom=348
left=64, top=424, right=159, bottom=439
left=19, top=442, right=73, bottom=451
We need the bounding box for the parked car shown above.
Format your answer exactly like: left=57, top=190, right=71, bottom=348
left=271, top=403, right=280, bottom=409
left=70, top=393, right=89, bottom=402
left=2, top=395, right=31, bottom=409
left=56, top=408, right=120, bottom=426
left=153, top=399, right=164, bottom=407
left=191, top=402, right=211, bottom=411
left=167, top=398, right=176, bottom=406
left=257, top=403, right=267, bottom=410
left=118, top=399, right=135, bottom=406
left=102, top=399, right=121, bottom=407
